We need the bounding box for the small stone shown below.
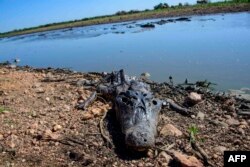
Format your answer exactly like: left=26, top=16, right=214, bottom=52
left=240, top=120, right=248, bottom=126
left=45, top=97, right=50, bottom=102
left=64, top=105, right=71, bottom=112
left=137, top=162, right=144, bottom=167
left=160, top=124, right=183, bottom=137
left=147, top=149, right=154, bottom=158
left=30, top=122, right=38, bottom=129
left=226, top=118, right=240, bottom=126
left=29, top=129, right=36, bottom=135
left=197, top=112, right=205, bottom=120
left=36, top=88, right=45, bottom=93
left=31, top=111, right=37, bottom=117
left=213, top=154, right=218, bottom=159
left=238, top=128, right=244, bottom=135
left=214, top=146, right=227, bottom=154
left=224, top=115, right=231, bottom=119
left=159, top=151, right=173, bottom=164
left=44, top=129, right=60, bottom=140
left=82, top=113, right=94, bottom=120
left=0, top=133, right=4, bottom=140
left=173, top=151, right=204, bottom=167
left=91, top=108, right=105, bottom=116
left=191, top=115, right=196, bottom=119
left=186, top=92, right=202, bottom=105
left=53, top=124, right=62, bottom=132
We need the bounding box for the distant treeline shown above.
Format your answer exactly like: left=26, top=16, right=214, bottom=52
left=0, top=0, right=249, bottom=36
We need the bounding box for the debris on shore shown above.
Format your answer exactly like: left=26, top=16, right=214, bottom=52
left=0, top=65, right=249, bottom=167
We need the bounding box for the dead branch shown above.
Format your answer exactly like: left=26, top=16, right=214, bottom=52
left=191, top=142, right=215, bottom=167
left=165, top=98, right=190, bottom=115
left=76, top=91, right=97, bottom=110
left=99, top=111, right=113, bottom=148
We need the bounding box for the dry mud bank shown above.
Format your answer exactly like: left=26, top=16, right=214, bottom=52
left=0, top=65, right=249, bottom=167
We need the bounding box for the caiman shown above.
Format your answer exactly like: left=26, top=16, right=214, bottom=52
left=77, top=69, right=189, bottom=151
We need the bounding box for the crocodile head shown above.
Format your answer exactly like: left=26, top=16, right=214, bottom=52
left=115, top=81, right=162, bottom=151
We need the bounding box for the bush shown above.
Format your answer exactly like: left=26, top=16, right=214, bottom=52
left=115, top=11, right=127, bottom=15
left=154, top=3, right=169, bottom=10
left=178, top=3, right=183, bottom=7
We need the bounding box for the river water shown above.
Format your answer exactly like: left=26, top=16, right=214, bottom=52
left=0, top=12, right=250, bottom=90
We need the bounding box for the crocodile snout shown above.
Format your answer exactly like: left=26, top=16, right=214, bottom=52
left=125, top=125, right=155, bottom=151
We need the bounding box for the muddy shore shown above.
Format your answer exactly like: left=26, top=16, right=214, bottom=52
left=1, top=3, right=250, bottom=38
left=0, top=65, right=249, bottom=167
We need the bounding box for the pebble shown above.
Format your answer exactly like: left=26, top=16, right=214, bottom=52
left=173, top=151, right=204, bottom=167
left=226, top=118, right=240, bottom=126
left=64, top=105, right=71, bottom=112
left=214, top=146, right=227, bottom=154
left=197, top=111, right=205, bottom=120
left=147, top=149, right=154, bottom=158
left=36, top=88, right=45, bottom=93
left=238, top=128, right=245, bottom=135
left=53, top=124, right=62, bottom=132
left=0, top=133, right=3, bottom=140
left=191, top=115, right=196, bottom=119
left=186, top=92, right=202, bottom=105
left=45, top=97, right=50, bottom=102
left=160, top=124, right=183, bottom=137
left=82, top=113, right=94, bottom=120
left=137, top=162, right=144, bottom=167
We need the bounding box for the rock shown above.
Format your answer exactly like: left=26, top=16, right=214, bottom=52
left=238, top=128, right=245, bottom=135
left=0, top=133, right=4, bottom=140
left=147, top=149, right=154, bottom=158
left=45, top=97, right=50, bottom=102
left=191, top=115, right=196, bottom=119
left=197, top=112, right=205, bottom=120
left=186, top=92, right=202, bottom=105
left=226, top=118, right=240, bottom=126
left=43, top=129, right=60, bottom=140
left=137, top=162, right=144, bottom=167
left=224, top=115, right=231, bottom=119
left=214, top=146, right=227, bottom=154
left=159, top=151, right=173, bottom=164
left=36, top=88, right=45, bottom=93
left=91, top=108, right=105, bottom=116
left=53, top=124, right=62, bottom=132
left=173, top=151, right=204, bottom=167
left=63, top=105, right=71, bottom=112
left=5, top=134, right=18, bottom=148
left=160, top=124, right=183, bottom=137
left=240, top=120, right=248, bottom=126
left=82, top=113, right=94, bottom=120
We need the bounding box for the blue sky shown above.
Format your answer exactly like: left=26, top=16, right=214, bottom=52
left=0, top=0, right=219, bottom=32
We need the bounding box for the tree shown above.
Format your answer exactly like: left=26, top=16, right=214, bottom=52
left=154, top=3, right=169, bottom=10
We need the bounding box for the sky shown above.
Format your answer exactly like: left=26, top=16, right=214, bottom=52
left=0, top=0, right=220, bottom=32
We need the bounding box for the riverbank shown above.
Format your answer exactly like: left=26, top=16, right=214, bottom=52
left=1, top=2, right=250, bottom=38
left=0, top=65, right=249, bottom=167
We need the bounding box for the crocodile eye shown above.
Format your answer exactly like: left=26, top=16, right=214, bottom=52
left=122, top=97, right=128, bottom=103
left=152, top=100, right=157, bottom=105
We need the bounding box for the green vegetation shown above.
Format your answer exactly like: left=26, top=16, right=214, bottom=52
left=0, top=106, right=10, bottom=114
left=0, top=0, right=249, bottom=38
left=188, top=124, right=199, bottom=143
left=154, top=3, right=169, bottom=10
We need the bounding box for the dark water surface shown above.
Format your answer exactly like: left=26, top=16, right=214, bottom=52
left=0, top=12, right=250, bottom=90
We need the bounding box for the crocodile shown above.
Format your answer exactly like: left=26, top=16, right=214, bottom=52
left=77, top=69, right=189, bottom=151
